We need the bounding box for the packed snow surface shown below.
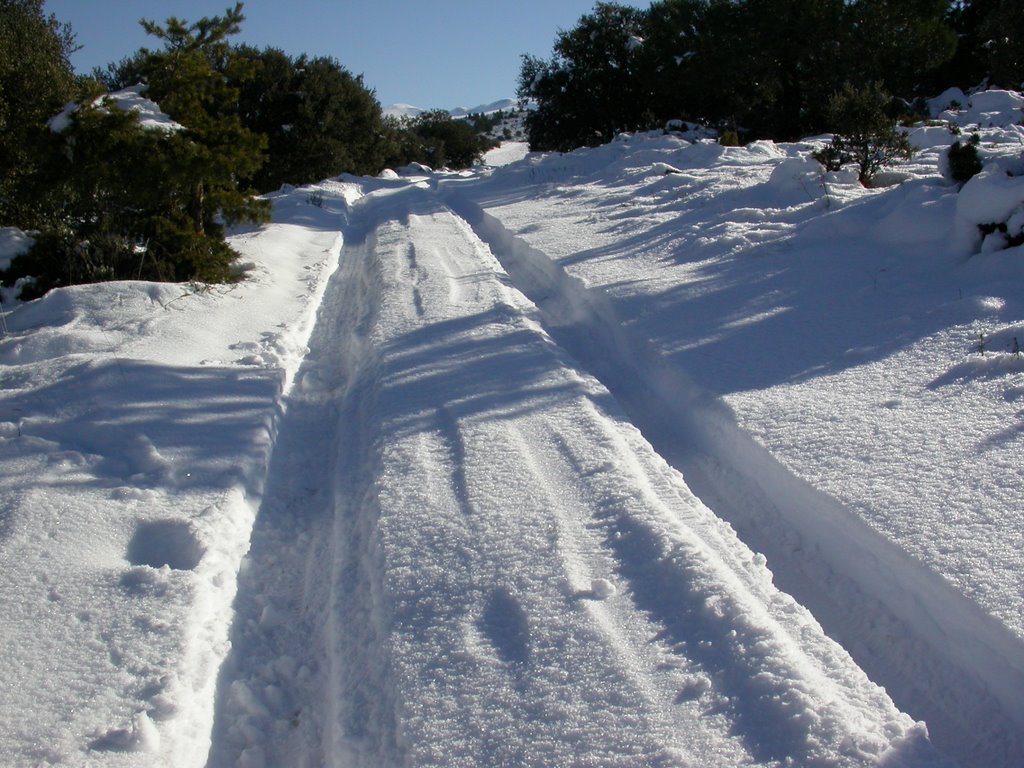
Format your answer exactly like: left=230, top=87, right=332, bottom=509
left=2, top=90, right=1024, bottom=768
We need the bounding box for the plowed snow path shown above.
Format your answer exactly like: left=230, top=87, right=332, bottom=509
left=208, top=181, right=947, bottom=767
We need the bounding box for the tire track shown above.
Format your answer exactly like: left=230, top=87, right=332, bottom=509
left=442, top=186, right=1024, bottom=767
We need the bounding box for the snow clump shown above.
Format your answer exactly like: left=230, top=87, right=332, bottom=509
left=955, top=161, right=1024, bottom=253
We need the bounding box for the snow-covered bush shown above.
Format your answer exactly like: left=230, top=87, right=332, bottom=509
left=955, top=159, right=1024, bottom=253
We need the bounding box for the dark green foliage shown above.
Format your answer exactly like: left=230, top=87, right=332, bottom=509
left=92, top=50, right=149, bottom=92
left=3, top=92, right=247, bottom=294
left=947, top=134, right=982, bottom=185
left=2, top=3, right=273, bottom=297
left=382, top=111, right=497, bottom=170
left=412, top=110, right=496, bottom=169
left=134, top=3, right=268, bottom=237
left=520, top=0, right=963, bottom=151
left=0, top=0, right=78, bottom=228
left=812, top=82, right=915, bottom=184
left=932, top=1, right=1023, bottom=91
left=466, top=110, right=504, bottom=135
left=233, top=47, right=387, bottom=191
left=843, top=0, right=956, bottom=97
left=718, top=0, right=848, bottom=140
left=518, top=2, right=655, bottom=151
left=979, top=0, right=1024, bottom=88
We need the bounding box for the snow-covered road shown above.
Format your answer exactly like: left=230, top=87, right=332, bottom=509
left=208, top=179, right=947, bottom=767
left=5, top=104, right=1024, bottom=766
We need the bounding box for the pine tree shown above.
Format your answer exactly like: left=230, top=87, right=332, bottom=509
left=518, top=2, right=652, bottom=151
left=0, top=0, right=77, bottom=228
left=813, top=82, right=914, bottom=184
left=980, top=0, right=1024, bottom=88
left=234, top=49, right=387, bottom=190
left=842, top=0, right=956, bottom=98
left=136, top=2, right=268, bottom=239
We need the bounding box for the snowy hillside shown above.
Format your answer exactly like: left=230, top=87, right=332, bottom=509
left=448, top=98, right=519, bottom=118
left=382, top=103, right=424, bottom=119
left=2, top=89, right=1023, bottom=767
left=383, top=98, right=519, bottom=120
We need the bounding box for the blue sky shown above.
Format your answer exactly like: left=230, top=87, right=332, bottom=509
left=44, top=1, right=646, bottom=110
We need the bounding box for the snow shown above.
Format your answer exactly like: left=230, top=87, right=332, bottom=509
left=3, top=88, right=1024, bottom=767
left=49, top=84, right=184, bottom=133
left=483, top=141, right=530, bottom=167
left=0, top=227, right=33, bottom=272
left=934, top=88, right=1024, bottom=131
left=955, top=161, right=1024, bottom=251
left=382, top=102, right=424, bottom=119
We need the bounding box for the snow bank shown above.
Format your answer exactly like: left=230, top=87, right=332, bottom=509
left=765, top=156, right=827, bottom=204
left=0, top=180, right=354, bottom=766
left=937, top=88, right=1024, bottom=129
left=483, top=141, right=530, bottom=167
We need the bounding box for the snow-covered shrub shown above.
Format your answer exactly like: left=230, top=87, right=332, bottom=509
left=812, top=82, right=914, bottom=185
left=954, top=160, right=1024, bottom=253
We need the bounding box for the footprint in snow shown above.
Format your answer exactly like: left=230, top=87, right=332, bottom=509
left=480, top=588, right=530, bottom=665
left=126, top=519, right=204, bottom=570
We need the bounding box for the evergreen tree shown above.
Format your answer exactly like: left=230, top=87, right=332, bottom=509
left=520, top=0, right=960, bottom=151
left=380, top=112, right=495, bottom=171
left=519, top=2, right=653, bottom=151
left=929, top=0, right=1022, bottom=91
left=0, top=0, right=78, bottom=228
left=136, top=2, right=268, bottom=237
left=979, top=0, right=1024, bottom=88
left=638, top=0, right=709, bottom=127
left=5, top=3, right=272, bottom=294
left=411, top=110, right=492, bottom=169
left=813, top=82, right=914, bottom=184
left=842, top=0, right=956, bottom=98
left=692, top=0, right=847, bottom=139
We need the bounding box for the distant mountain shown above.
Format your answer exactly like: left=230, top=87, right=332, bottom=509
left=382, top=99, right=518, bottom=120
left=382, top=103, right=424, bottom=119
left=449, top=99, right=518, bottom=118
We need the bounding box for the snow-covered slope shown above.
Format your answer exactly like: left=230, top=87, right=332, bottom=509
left=2, top=90, right=1023, bottom=767
left=449, top=98, right=518, bottom=117
left=382, top=103, right=424, bottom=119
left=383, top=98, right=518, bottom=120
left=454, top=93, right=1024, bottom=767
